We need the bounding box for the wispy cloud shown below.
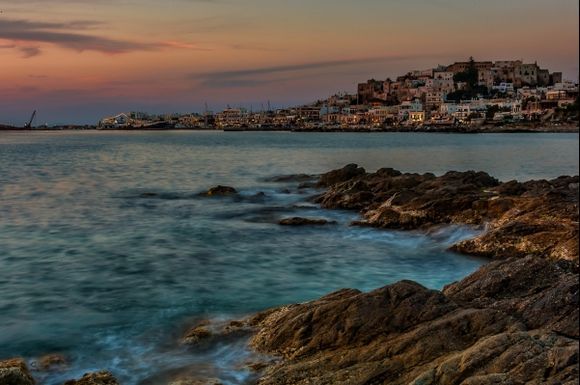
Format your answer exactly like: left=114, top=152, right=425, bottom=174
left=192, top=55, right=429, bottom=88
left=0, top=41, right=41, bottom=57
left=0, top=18, right=205, bottom=56
left=18, top=46, right=41, bottom=57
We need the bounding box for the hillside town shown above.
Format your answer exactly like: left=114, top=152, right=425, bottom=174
left=99, top=58, right=579, bottom=131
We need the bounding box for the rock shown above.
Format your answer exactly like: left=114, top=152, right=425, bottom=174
left=317, top=163, right=365, bottom=187
left=181, top=321, right=212, bottom=345
left=246, top=361, right=270, bottom=372
left=168, top=379, right=223, bottom=385
left=139, top=192, right=159, bottom=198
left=240, top=166, right=580, bottom=385
left=63, top=371, right=119, bottom=385
left=200, top=186, right=237, bottom=196
left=251, top=282, right=459, bottom=359
left=33, top=354, right=67, bottom=371
left=297, top=182, right=316, bottom=189
left=181, top=318, right=254, bottom=346
left=278, top=217, right=334, bottom=226
left=376, top=167, right=402, bottom=177
left=0, top=358, right=35, bottom=385
left=443, top=256, right=579, bottom=337
left=248, top=268, right=578, bottom=384
left=495, top=179, right=525, bottom=195
left=315, top=165, right=578, bottom=262
left=265, top=174, right=316, bottom=183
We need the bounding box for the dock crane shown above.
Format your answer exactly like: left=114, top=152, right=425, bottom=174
left=24, top=110, right=36, bottom=128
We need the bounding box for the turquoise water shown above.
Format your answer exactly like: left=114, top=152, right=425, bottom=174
left=0, top=131, right=578, bottom=384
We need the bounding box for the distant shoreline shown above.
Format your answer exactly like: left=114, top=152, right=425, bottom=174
left=0, top=122, right=578, bottom=134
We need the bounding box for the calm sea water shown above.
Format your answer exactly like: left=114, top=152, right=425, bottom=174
left=0, top=131, right=578, bottom=384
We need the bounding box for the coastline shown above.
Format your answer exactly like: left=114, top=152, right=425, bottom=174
left=1, top=165, right=579, bottom=384
left=1, top=122, right=578, bottom=134
left=229, top=165, right=579, bottom=385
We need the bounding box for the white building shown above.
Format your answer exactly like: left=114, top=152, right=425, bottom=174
left=493, top=82, right=515, bottom=94
left=399, top=99, right=423, bottom=120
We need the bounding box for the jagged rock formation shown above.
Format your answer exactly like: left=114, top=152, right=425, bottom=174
left=239, top=165, right=579, bottom=384
left=316, top=165, right=579, bottom=261
left=246, top=258, right=578, bottom=384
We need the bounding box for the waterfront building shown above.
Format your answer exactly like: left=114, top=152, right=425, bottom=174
left=215, top=108, right=249, bottom=128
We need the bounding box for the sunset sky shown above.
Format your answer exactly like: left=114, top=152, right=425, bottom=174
left=1, top=0, right=578, bottom=125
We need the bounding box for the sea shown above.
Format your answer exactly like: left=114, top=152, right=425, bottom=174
left=0, top=131, right=578, bottom=384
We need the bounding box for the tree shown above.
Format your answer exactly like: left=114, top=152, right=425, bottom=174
left=453, top=57, right=479, bottom=90
left=486, top=105, right=501, bottom=119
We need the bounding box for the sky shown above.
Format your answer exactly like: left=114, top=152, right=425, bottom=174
left=0, top=0, right=578, bottom=125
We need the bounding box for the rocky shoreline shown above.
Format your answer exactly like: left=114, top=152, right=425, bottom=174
left=2, top=165, right=578, bottom=385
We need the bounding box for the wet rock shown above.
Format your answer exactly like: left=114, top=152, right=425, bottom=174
left=239, top=166, right=580, bottom=385
left=181, top=318, right=254, bottom=346
left=278, top=217, right=335, bottom=226
left=62, top=371, right=119, bottom=385
left=139, top=192, right=159, bottom=198
left=181, top=321, right=212, bottom=345
left=297, top=182, right=317, bottom=189
left=316, top=165, right=578, bottom=261
left=200, top=186, right=237, bottom=196
left=495, top=179, right=526, bottom=195
left=0, top=358, right=35, bottom=385
left=236, top=191, right=267, bottom=203
left=246, top=361, right=270, bottom=372
left=265, top=174, right=316, bottom=183
left=376, top=167, right=402, bottom=177
left=33, top=354, right=67, bottom=372
left=317, top=163, right=365, bottom=187
left=168, top=379, right=223, bottom=385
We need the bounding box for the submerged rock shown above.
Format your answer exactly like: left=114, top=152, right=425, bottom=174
left=33, top=354, right=68, bottom=372
left=200, top=186, right=238, bottom=196
left=265, top=174, right=316, bottom=183
left=0, top=358, right=35, bottom=385
left=181, top=319, right=254, bottom=346
left=278, top=217, right=335, bottom=226
left=62, top=371, right=119, bottom=385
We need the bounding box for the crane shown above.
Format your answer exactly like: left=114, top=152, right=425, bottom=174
left=24, top=110, right=36, bottom=128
